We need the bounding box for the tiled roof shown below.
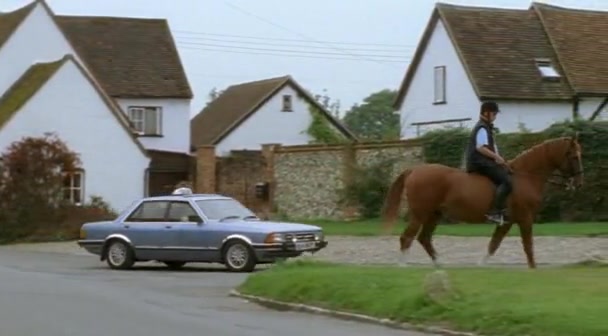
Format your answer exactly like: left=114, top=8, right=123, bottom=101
left=534, top=3, right=608, bottom=95
left=0, top=1, right=192, bottom=99
left=57, top=15, right=193, bottom=99
left=190, top=76, right=356, bottom=148
left=394, top=2, right=608, bottom=109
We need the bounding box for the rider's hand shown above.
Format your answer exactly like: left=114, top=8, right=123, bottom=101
left=495, top=156, right=506, bottom=165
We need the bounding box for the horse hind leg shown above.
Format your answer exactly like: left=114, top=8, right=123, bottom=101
left=479, top=222, right=513, bottom=266
left=417, top=211, right=441, bottom=268
left=397, top=217, right=423, bottom=267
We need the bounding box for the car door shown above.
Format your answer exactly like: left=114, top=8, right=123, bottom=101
left=121, top=200, right=181, bottom=260
left=167, top=200, right=218, bottom=262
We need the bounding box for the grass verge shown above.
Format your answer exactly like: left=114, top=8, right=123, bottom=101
left=299, top=218, right=608, bottom=237
left=239, top=260, right=608, bottom=336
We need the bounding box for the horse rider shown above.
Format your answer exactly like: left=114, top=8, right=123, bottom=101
left=465, top=101, right=512, bottom=225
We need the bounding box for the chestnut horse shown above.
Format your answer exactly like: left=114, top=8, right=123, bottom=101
left=381, top=134, right=583, bottom=269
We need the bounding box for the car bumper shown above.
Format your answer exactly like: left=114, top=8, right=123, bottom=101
left=77, top=239, right=103, bottom=255
left=253, top=240, right=328, bottom=262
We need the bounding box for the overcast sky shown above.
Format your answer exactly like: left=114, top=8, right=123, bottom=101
left=2, top=0, right=607, bottom=117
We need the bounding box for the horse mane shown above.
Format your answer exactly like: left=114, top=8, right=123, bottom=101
left=509, top=136, right=571, bottom=170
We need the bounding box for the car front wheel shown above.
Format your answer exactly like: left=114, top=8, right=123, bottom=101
left=222, top=240, right=256, bottom=272
left=105, top=240, right=135, bottom=270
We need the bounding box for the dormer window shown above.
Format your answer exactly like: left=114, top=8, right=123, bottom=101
left=282, top=95, right=293, bottom=112
left=535, top=58, right=560, bottom=79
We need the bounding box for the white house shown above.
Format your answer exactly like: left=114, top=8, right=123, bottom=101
left=0, top=0, right=194, bottom=209
left=394, top=2, right=608, bottom=138
left=190, top=75, right=356, bottom=156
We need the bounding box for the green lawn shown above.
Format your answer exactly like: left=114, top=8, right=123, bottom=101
left=239, top=260, right=608, bottom=336
left=297, top=218, right=608, bottom=237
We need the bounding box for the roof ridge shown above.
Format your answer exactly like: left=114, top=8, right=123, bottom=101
left=56, top=14, right=168, bottom=22
left=228, top=75, right=291, bottom=88
left=532, top=2, right=608, bottom=14
left=436, top=2, right=526, bottom=12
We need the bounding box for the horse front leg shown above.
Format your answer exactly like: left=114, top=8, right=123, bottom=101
left=517, top=218, right=536, bottom=269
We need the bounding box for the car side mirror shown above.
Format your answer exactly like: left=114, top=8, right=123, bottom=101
left=188, top=215, right=203, bottom=224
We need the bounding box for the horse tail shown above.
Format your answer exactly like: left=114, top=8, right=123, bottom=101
left=381, top=168, right=413, bottom=233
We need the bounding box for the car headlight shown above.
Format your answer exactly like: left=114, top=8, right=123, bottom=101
left=314, top=231, right=324, bottom=241
left=264, top=232, right=285, bottom=243
left=79, top=228, right=86, bottom=239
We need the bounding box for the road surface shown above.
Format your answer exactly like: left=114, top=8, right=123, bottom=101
left=0, top=248, right=435, bottom=336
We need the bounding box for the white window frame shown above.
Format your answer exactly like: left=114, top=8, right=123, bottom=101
left=433, top=66, right=446, bottom=104
left=281, top=95, right=293, bottom=112
left=535, top=59, right=560, bottom=78
left=127, top=106, right=163, bottom=135
left=63, top=170, right=84, bottom=206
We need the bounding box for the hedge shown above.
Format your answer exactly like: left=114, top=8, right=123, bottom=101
left=419, top=120, right=608, bottom=222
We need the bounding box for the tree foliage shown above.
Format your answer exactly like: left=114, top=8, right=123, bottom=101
left=0, top=133, right=81, bottom=240
left=306, top=105, right=347, bottom=144
left=342, top=89, right=400, bottom=141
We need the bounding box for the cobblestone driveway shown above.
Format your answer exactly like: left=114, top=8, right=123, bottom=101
left=3, top=235, right=606, bottom=267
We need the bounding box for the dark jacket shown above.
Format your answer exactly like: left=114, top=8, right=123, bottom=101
left=465, top=120, right=496, bottom=172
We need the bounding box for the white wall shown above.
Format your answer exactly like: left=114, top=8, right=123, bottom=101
left=398, top=18, right=608, bottom=137
left=0, top=3, right=90, bottom=95
left=0, top=60, right=150, bottom=212
left=115, top=98, right=191, bottom=153
left=398, top=19, right=479, bottom=139
left=215, top=85, right=344, bottom=156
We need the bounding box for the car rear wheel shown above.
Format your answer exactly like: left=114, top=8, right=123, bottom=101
left=223, top=240, right=256, bottom=272
left=105, top=240, right=135, bottom=270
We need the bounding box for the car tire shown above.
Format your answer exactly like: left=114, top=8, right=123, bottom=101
left=222, top=240, right=256, bottom=272
left=164, top=261, right=186, bottom=270
left=105, top=239, right=135, bottom=270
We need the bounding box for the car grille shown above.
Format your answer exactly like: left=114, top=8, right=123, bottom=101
left=285, top=232, right=316, bottom=242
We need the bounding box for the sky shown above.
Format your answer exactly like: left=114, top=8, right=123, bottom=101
left=2, top=0, right=608, bottom=118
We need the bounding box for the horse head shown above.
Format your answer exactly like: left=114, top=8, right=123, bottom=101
left=546, top=132, right=584, bottom=190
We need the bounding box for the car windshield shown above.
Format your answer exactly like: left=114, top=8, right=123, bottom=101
left=195, top=198, right=257, bottom=221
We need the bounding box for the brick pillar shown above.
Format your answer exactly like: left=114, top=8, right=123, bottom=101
left=341, top=143, right=359, bottom=220
left=261, top=143, right=281, bottom=219
left=195, top=145, right=216, bottom=193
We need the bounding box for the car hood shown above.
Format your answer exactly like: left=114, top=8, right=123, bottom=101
left=220, top=220, right=321, bottom=232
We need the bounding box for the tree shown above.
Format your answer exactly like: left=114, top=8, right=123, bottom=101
left=314, top=88, right=341, bottom=118
left=342, top=89, right=400, bottom=141
left=0, top=133, right=81, bottom=240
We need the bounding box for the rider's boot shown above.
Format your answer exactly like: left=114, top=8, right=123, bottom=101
left=485, top=184, right=509, bottom=225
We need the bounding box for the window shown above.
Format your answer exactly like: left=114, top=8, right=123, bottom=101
left=434, top=66, right=446, bottom=104
left=126, top=200, right=169, bottom=222
left=63, top=170, right=84, bottom=205
left=281, top=95, right=293, bottom=112
left=166, top=201, right=200, bottom=222
left=195, top=199, right=256, bottom=221
left=535, top=59, right=560, bottom=79
left=127, top=106, right=163, bottom=135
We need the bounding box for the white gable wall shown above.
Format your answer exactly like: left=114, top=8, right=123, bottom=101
left=0, top=2, right=90, bottom=95
left=215, top=85, right=344, bottom=156
left=115, top=98, right=191, bottom=153
left=398, top=18, right=603, bottom=138
left=0, top=60, right=150, bottom=212
left=398, top=19, right=479, bottom=139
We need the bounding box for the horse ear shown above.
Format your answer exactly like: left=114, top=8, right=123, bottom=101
left=573, top=131, right=579, bottom=142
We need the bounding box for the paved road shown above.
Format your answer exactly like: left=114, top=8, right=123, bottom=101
left=0, top=249, right=434, bottom=336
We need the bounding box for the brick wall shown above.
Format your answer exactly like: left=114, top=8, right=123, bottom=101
left=194, top=140, right=425, bottom=220
left=216, top=150, right=266, bottom=214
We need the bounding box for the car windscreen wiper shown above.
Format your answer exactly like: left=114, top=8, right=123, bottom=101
left=219, top=215, right=241, bottom=221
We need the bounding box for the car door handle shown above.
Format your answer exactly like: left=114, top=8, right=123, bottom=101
left=165, top=225, right=172, bottom=229
left=123, top=225, right=130, bottom=229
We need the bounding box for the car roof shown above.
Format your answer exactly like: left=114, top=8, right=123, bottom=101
left=141, top=194, right=232, bottom=202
